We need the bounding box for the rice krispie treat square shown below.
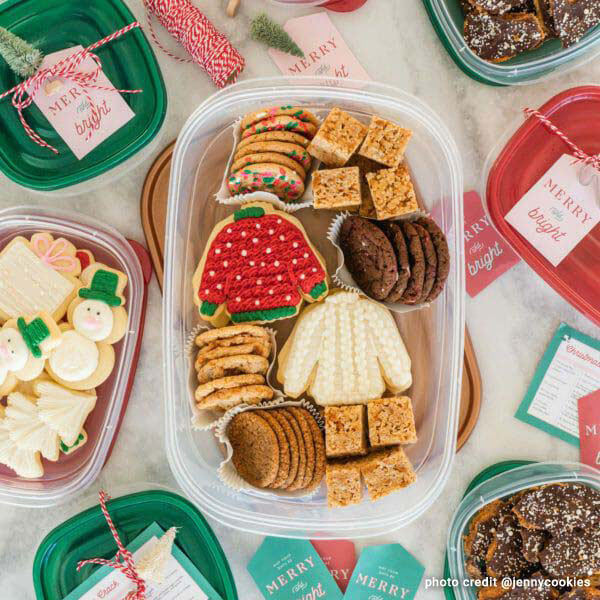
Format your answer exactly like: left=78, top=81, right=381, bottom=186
left=368, top=396, right=417, bottom=447
left=312, top=167, right=361, bottom=210
left=365, top=164, right=419, bottom=220
left=326, top=460, right=363, bottom=508
left=359, top=116, right=412, bottom=168
left=346, top=154, right=382, bottom=218
left=358, top=446, right=416, bottom=501
left=325, top=405, right=368, bottom=458
left=308, top=107, right=368, bottom=167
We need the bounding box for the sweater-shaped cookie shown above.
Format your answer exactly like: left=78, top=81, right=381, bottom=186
left=193, top=203, right=328, bottom=327
left=46, top=264, right=127, bottom=390
left=0, top=312, right=62, bottom=396
left=278, top=291, right=412, bottom=405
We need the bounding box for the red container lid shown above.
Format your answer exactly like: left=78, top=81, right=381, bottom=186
left=485, top=85, right=600, bottom=327
left=321, top=0, right=368, bottom=11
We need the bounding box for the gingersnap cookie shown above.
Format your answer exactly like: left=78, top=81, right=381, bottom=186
left=539, top=529, right=600, bottom=578
left=304, top=411, right=326, bottom=492
left=195, top=342, right=270, bottom=370
left=241, top=106, right=319, bottom=131
left=197, top=354, right=269, bottom=384
left=486, top=514, right=530, bottom=578
left=416, top=216, right=450, bottom=302
left=281, top=408, right=307, bottom=492
left=196, top=324, right=270, bottom=347
left=195, top=373, right=265, bottom=401
left=197, top=385, right=274, bottom=410
left=519, top=527, right=548, bottom=563
left=339, top=216, right=398, bottom=301
left=413, top=222, right=437, bottom=303
left=256, top=409, right=291, bottom=489
left=289, top=407, right=316, bottom=489
left=381, top=222, right=411, bottom=303
left=230, top=152, right=307, bottom=180
left=241, top=116, right=317, bottom=140
left=228, top=411, right=280, bottom=488
left=271, top=409, right=300, bottom=490
left=400, top=221, right=425, bottom=305
left=236, top=131, right=311, bottom=151
left=234, top=142, right=312, bottom=171
left=228, top=164, right=305, bottom=202
left=202, top=335, right=272, bottom=357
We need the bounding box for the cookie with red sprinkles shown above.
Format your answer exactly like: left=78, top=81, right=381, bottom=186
left=228, top=163, right=305, bottom=202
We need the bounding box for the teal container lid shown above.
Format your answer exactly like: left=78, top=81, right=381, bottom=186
left=32, top=490, right=238, bottom=600
left=0, top=0, right=167, bottom=191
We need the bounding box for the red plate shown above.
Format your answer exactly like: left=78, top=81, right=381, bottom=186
left=486, top=85, right=600, bottom=327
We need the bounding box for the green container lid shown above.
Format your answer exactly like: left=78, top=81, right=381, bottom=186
left=32, top=490, right=238, bottom=600
left=0, top=0, right=167, bottom=191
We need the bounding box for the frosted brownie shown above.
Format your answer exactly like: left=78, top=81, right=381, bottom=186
left=368, top=396, right=417, bottom=447
left=325, top=405, right=368, bottom=458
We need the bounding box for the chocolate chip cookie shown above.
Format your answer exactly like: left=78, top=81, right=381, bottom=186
left=400, top=221, right=425, bottom=304
left=380, top=222, right=411, bottom=303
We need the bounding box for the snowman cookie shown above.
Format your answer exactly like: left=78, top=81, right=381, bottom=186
left=46, top=263, right=127, bottom=390
left=0, top=312, right=62, bottom=395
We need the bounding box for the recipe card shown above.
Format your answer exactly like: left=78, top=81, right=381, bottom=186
left=343, top=543, right=424, bottom=600
left=64, top=522, right=222, bottom=600
left=248, top=537, right=343, bottom=600
left=505, top=154, right=600, bottom=267
left=515, top=323, right=600, bottom=446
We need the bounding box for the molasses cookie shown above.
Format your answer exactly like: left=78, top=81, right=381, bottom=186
left=256, top=410, right=291, bottom=489
left=281, top=408, right=307, bottom=492
left=289, top=407, right=316, bottom=489
left=271, top=410, right=300, bottom=490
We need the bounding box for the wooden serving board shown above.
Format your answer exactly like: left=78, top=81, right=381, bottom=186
left=141, top=142, right=482, bottom=451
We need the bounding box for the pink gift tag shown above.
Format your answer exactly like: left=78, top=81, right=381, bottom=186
left=505, top=154, right=600, bottom=267
left=464, top=191, right=520, bottom=297
left=578, top=390, right=600, bottom=468
left=29, top=46, right=135, bottom=160
left=310, top=539, right=356, bottom=593
left=268, top=12, right=370, bottom=81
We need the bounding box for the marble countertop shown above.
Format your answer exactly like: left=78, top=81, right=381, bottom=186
left=1, top=0, right=599, bottom=597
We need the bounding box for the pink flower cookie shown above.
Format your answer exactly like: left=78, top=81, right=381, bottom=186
left=241, top=116, right=317, bottom=140
left=228, top=164, right=306, bottom=203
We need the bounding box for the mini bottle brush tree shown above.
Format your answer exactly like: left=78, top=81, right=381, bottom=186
left=250, top=13, right=305, bottom=58
left=0, top=26, right=43, bottom=78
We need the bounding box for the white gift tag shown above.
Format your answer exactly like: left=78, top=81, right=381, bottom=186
left=505, top=154, right=600, bottom=267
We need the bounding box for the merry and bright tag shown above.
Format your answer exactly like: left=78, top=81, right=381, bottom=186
left=310, top=540, right=356, bottom=593
left=464, top=191, right=520, bottom=297
left=29, top=46, right=135, bottom=160
left=505, top=154, right=600, bottom=267
left=578, top=390, right=600, bottom=469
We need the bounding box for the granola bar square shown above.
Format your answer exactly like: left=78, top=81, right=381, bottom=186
left=325, top=405, right=368, bottom=458
left=312, top=167, right=361, bottom=210
left=367, top=396, right=417, bottom=447
left=359, top=116, right=412, bottom=168
left=308, top=107, right=368, bottom=167
left=365, top=164, right=418, bottom=220
left=326, top=460, right=363, bottom=508
left=358, top=446, right=416, bottom=501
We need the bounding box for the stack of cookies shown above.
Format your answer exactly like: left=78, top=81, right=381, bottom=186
left=339, top=215, right=450, bottom=305
left=227, top=406, right=325, bottom=492
left=464, top=482, right=600, bottom=599
left=194, top=324, right=274, bottom=411
left=228, top=106, right=318, bottom=203
left=324, top=396, right=418, bottom=507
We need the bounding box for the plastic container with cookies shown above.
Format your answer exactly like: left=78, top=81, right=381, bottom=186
left=0, top=206, right=147, bottom=508
left=163, top=77, right=464, bottom=538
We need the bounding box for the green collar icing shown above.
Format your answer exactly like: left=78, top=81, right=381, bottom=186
left=17, top=317, right=50, bottom=359
left=233, top=206, right=265, bottom=221
left=309, top=281, right=327, bottom=300
left=231, top=306, right=296, bottom=323
left=79, top=269, right=121, bottom=306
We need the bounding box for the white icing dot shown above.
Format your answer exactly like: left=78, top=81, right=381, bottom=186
left=303, top=253, right=309, bottom=258
left=255, top=223, right=261, bottom=229
left=205, top=289, right=210, bottom=294
left=241, top=250, right=247, bottom=256
left=277, top=219, right=282, bottom=224
left=269, top=229, right=274, bottom=235
left=215, top=248, right=221, bottom=254
left=209, top=271, right=215, bottom=277
left=241, top=231, right=247, bottom=237
left=227, top=228, right=232, bottom=233
left=279, top=235, right=285, bottom=241
left=223, top=261, right=228, bottom=267
left=285, top=295, right=291, bottom=301
left=269, top=289, right=274, bottom=295
left=277, top=275, right=282, bottom=281
left=257, top=279, right=262, bottom=285
left=255, top=300, right=260, bottom=306
left=217, top=284, right=222, bottom=290
left=312, top=267, right=317, bottom=272
left=261, top=262, right=266, bottom=267
left=252, top=238, right=258, bottom=244
left=226, top=242, right=232, bottom=248
left=300, top=274, right=305, bottom=280
left=293, top=242, right=299, bottom=248
left=236, top=275, right=241, bottom=281
left=236, top=296, right=241, bottom=302
left=274, top=260, right=280, bottom=267
left=266, top=248, right=272, bottom=254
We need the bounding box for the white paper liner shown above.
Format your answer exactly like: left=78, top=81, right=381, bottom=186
left=186, top=324, right=280, bottom=431
left=327, top=211, right=433, bottom=314
left=214, top=397, right=324, bottom=498
left=214, top=116, right=321, bottom=213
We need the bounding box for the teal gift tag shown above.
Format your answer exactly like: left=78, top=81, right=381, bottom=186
left=248, top=537, right=344, bottom=600
left=344, top=544, right=424, bottom=600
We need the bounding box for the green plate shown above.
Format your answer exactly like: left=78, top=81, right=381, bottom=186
left=443, top=461, right=533, bottom=600
left=32, top=490, right=238, bottom=600
left=0, top=0, right=167, bottom=191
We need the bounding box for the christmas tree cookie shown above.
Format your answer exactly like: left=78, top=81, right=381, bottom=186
left=192, top=203, right=329, bottom=327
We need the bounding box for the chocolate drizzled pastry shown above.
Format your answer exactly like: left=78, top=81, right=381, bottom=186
left=486, top=513, right=531, bottom=578
left=520, top=527, right=548, bottom=563
left=550, top=0, right=600, bottom=47
left=464, top=11, right=545, bottom=62
left=540, top=528, right=600, bottom=578
left=469, top=0, right=532, bottom=14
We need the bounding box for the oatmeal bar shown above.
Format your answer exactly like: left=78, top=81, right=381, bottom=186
left=358, top=446, right=416, bottom=501
left=358, top=116, right=412, bottom=168
left=326, top=460, right=363, bottom=508
left=368, top=396, right=417, bottom=447
left=325, top=405, right=368, bottom=458
left=312, top=167, right=361, bottom=210
left=308, top=107, right=368, bottom=167
left=365, top=164, right=419, bottom=220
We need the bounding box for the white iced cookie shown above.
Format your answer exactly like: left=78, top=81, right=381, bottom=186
left=0, top=425, right=43, bottom=479
left=72, top=300, right=114, bottom=342
left=0, top=327, right=29, bottom=383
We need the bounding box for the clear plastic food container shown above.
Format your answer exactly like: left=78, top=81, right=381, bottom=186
left=422, top=0, right=600, bottom=86
left=163, top=77, right=465, bottom=538
left=0, top=206, right=145, bottom=508
left=446, top=461, right=600, bottom=600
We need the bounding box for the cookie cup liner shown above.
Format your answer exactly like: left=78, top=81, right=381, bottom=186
left=214, top=117, right=320, bottom=213
left=213, top=397, right=324, bottom=498
left=327, top=211, right=432, bottom=314
left=185, top=323, right=280, bottom=431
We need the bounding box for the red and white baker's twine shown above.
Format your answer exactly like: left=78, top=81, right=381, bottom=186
left=77, top=491, right=147, bottom=600
left=524, top=107, right=600, bottom=173
left=0, top=23, right=142, bottom=155
left=143, top=0, right=245, bottom=89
